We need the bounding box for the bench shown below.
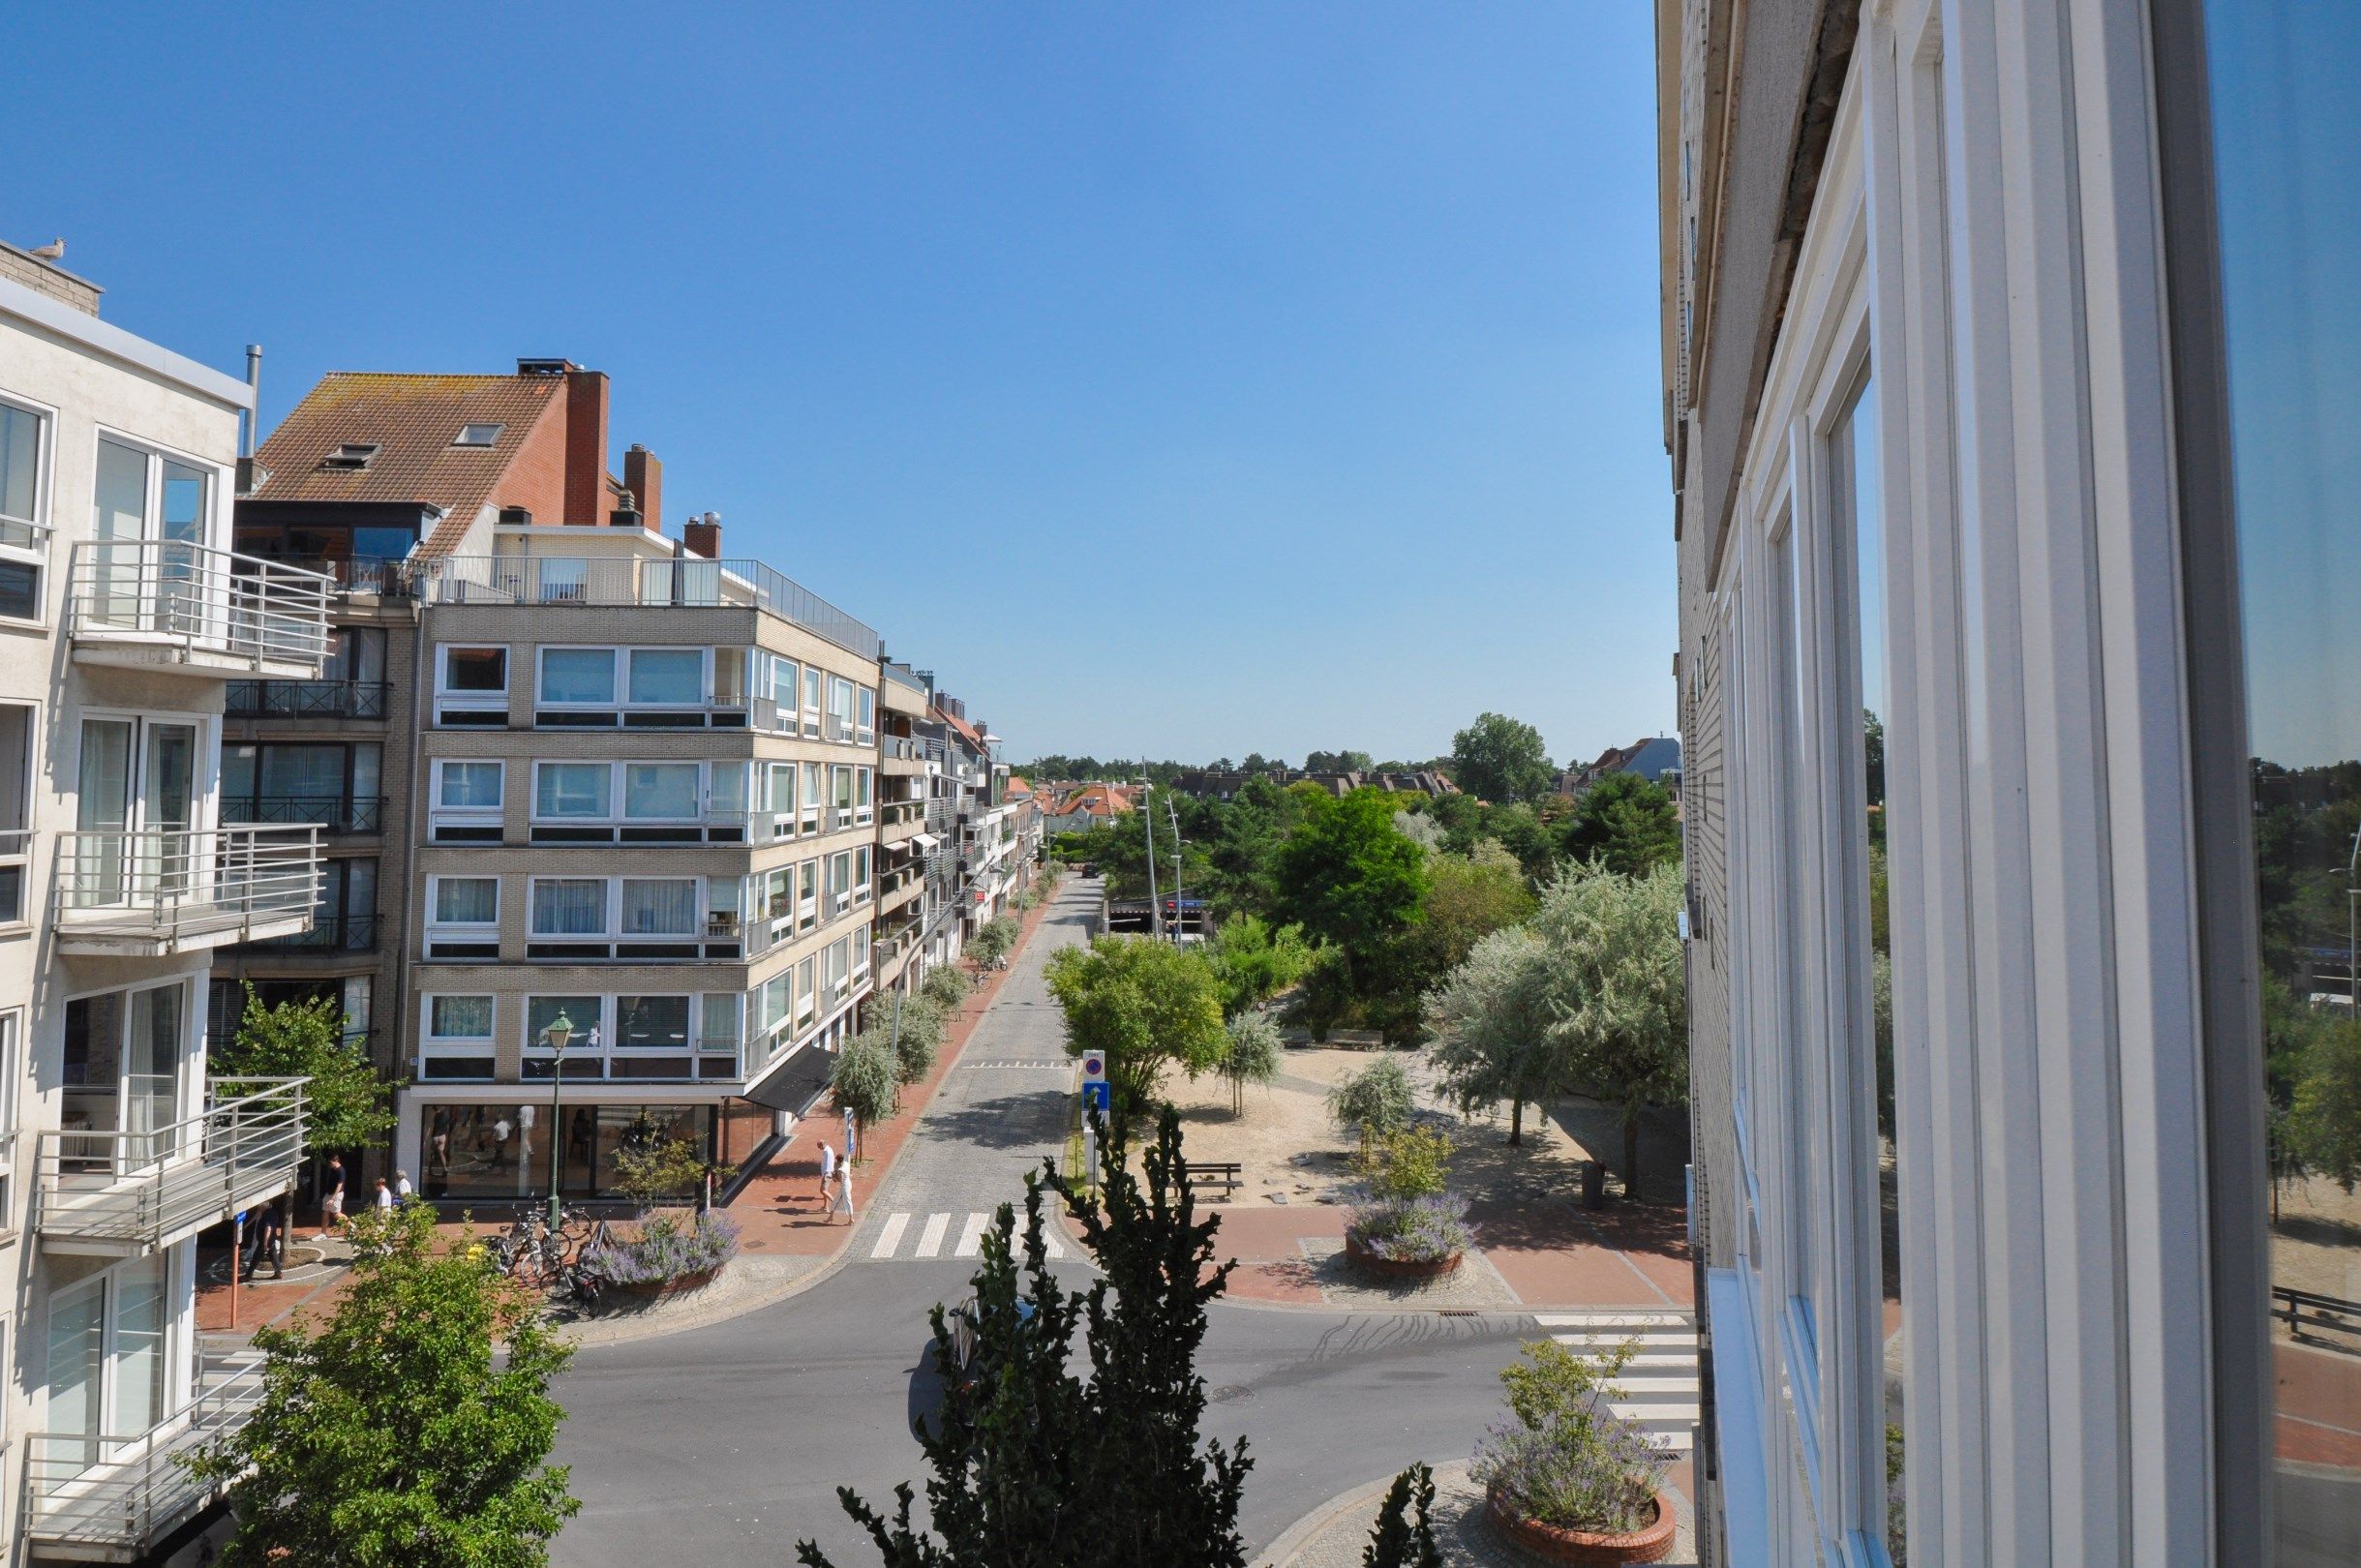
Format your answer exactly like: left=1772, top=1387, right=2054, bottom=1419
left=1180, top=1161, right=1243, bottom=1201
left=2274, top=1284, right=2361, bottom=1347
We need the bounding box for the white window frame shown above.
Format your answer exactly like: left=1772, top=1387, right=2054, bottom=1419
left=422, top=994, right=497, bottom=1053
left=527, top=876, right=614, bottom=940
left=428, top=758, right=504, bottom=840
left=622, top=647, right=710, bottom=709
left=0, top=388, right=58, bottom=630
left=536, top=647, right=619, bottom=709
left=425, top=874, right=499, bottom=936
left=0, top=1008, right=19, bottom=1232
left=618, top=876, right=700, bottom=938
left=434, top=646, right=510, bottom=712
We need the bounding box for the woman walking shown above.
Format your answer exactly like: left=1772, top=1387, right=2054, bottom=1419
left=832, top=1161, right=856, bottom=1224
left=317, top=1155, right=348, bottom=1240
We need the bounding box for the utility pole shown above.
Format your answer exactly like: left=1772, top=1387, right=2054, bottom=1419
left=1166, top=796, right=1185, bottom=944
left=1137, top=778, right=1163, bottom=939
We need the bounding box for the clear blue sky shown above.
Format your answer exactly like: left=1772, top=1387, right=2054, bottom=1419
left=7, top=3, right=1672, bottom=768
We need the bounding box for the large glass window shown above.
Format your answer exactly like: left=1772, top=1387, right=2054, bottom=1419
left=0, top=400, right=41, bottom=545
left=428, top=996, right=494, bottom=1040
left=538, top=648, right=615, bottom=706
left=615, top=995, right=690, bottom=1049
left=627, top=648, right=704, bottom=706
left=534, top=763, right=610, bottom=819
left=530, top=880, right=606, bottom=936
left=437, top=761, right=502, bottom=810
left=620, top=879, right=697, bottom=936
left=623, top=763, right=700, bottom=820
left=2202, top=5, right=2361, bottom=1551
left=431, top=877, right=498, bottom=927
left=439, top=647, right=506, bottom=694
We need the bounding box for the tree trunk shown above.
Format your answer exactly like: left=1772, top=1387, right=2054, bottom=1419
left=1509, top=1095, right=1524, bottom=1147
left=1622, top=1105, right=1642, bottom=1201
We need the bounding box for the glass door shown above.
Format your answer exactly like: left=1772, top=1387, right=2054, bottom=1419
left=107, top=1257, right=167, bottom=1446
left=75, top=720, right=132, bottom=906
left=158, top=460, right=207, bottom=640
left=141, top=723, right=196, bottom=903
left=123, top=984, right=184, bottom=1166
left=90, top=440, right=148, bottom=629
left=45, top=1281, right=104, bottom=1470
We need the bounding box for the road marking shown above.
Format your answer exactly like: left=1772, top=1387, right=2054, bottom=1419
left=1534, top=1309, right=1700, bottom=1453
left=913, top=1213, right=951, bottom=1257
left=960, top=1061, right=1075, bottom=1070
left=870, top=1212, right=911, bottom=1259
left=1041, top=1227, right=1065, bottom=1260
left=953, top=1212, right=988, bottom=1257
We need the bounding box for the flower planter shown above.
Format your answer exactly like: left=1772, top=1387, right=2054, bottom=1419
left=1485, top=1489, right=1677, bottom=1566
left=1344, top=1228, right=1463, bottom=1280
left=604, top=1263, right=722, bottom=1302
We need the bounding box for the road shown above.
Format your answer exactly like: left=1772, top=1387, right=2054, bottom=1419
left=550, top=876, right=1542, bottom=1566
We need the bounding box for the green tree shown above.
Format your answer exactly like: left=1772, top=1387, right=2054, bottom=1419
left=832, top=1035, right=901, bottom=1150
left=1270, top=789, right=1429, bottom=974
left=880, top=993, right=950, bottom=1086
left=1205, top=914, right=1318, bottom=1017
left=798, top=1108, right=1251, bottom=1568
left=1305, top=749, right=1376, bottom=774
left=187, top=1203, right=578, bottom=1567
left=969, top=916, right=1021, bottom=969
left=2287, top=1015, right=2361, bottom=1189
left=1451, top=712, right=1555, bottom=805
left=1560, top=772, right=1682, bottom=877
left=218, top=982, right=398, bottom=1155
left=610, top=1136, right=734, bottom=1210
left=923, top=965, right=975, bottom=1010
left=1403, top=847, right=1536, bottom=994
left=1536, top=862, right=1688, bottom=1200
left=1480, top=801, right=1559, bottom=883
left=1425, top=925, right=1566, bottom=1146
left=1044, top=936, right=1229, bottom=1122
left=1360, top=1464, right=1444, bottom=1568
left=1219, top=1010, right=1285, bottom=1116
left=1328, top=1056, right=1415, bottom=1155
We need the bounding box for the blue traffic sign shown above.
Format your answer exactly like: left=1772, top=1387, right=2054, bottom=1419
left=1082, top=1080, right=1111, bottom=1113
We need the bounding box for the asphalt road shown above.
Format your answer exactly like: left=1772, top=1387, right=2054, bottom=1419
left=550, top=877, right=1535, bottom=1567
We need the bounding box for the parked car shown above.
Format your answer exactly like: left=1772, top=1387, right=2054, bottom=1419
left=939, top=1294, right=1039, bottom=1390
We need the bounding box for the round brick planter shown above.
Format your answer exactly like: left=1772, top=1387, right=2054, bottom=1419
left=1343, top=1228, right=1463, bottom=1280
left=604, top=1264, right=722, bottom=1302
left=1485, top=1489, right=1677, bottom=1566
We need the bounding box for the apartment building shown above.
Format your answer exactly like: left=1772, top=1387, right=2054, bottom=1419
left=0, top=247, right=319, bottom=1560
left=1661, top=2, right=2351, bottom=1563
left=871, top=662, right=934, bottom=996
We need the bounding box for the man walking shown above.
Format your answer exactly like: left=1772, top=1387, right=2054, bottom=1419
left=817, top=1139, right=836, bottom=1206
left=242, top=1202, right=284, bottom=1282
left=317, top=1155, right=347, bottom=1240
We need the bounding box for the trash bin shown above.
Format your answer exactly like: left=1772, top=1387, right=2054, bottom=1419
left=1580, top=1161, right=1606, bottom=1210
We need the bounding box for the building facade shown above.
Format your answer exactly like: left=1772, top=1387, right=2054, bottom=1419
left=0, top=252, right=318, bottom=1561
left=1663, top=1, right=2354, bottom=1563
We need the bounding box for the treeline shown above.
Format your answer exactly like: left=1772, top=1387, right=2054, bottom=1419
left=1019, top=750, right=1452, bottom=783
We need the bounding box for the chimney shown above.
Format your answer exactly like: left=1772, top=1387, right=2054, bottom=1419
left=683, top=510, right=721, bottom=560
left=0, top=239, right=102, bottom=317
left=562, top=368, right=610, bottom=527
left=623, top=445, right=661, bottom=536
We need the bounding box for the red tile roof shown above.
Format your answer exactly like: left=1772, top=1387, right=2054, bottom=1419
left=932, top=706, right=986, bottom=750
left=251, top=373, right=568, bottom=558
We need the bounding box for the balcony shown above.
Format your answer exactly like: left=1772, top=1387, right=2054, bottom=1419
left=35, top=1077, right=308, bottom=1256
left=233, top=911, right=378, bottom=953
left=226, top=677, right=392, bottom=720
left=67, top=541, right=331, bottom=679
left=880, top=800, right=924, bottom=844
left=53, top=826, right=322, bottom=956
left=24, top=1348, right=266, bottom=1563
left=881, top=735, right=926, bottom=772
left=226, top=794, right=388, bottom=836
left=414, top=554, right=882, bottom=659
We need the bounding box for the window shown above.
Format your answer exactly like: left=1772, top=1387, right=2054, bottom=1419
left=620, top=879, right=697, bottom=936
left=615, top=995, right=690, bottom=1049
left=858, top=685, right=875, bottom=742
left=623, top=763, right=699, bottom=821
left=802, top=762, right=824, bottom=827
left=528, top=996, right=602, bottom=1052
left=428, top=996, right=494, bottom=1041
left=803, top=666, right=822, bottom=736
left=437, top=760, right=503, bottom=810
left=626, top=648, right=704, bottom=706
left=453, top=423, right=503, bottom=447
left=440, top=647, right=507, bottom=694
left=0, top=398, right=44, bottom=550
left=431, top=877, right=499, bottom=928
left=530, top=879, right=607, bottom=937
left=833, top=765, right=855, bottom=827
left=0, top=1009, right=18, bottom=1224
left=539, top=648, right=616, bottom=706
left=222, top=741, right=382, bottom=832
left=0, top=704, right=29, bottom=925
left=534, top=763, right=611, bottom=820
left=0, top=562, right=35, bottom=622
left=800, top=859, right=820, bottom=932
left=797, top=955, right=816, bottom=1022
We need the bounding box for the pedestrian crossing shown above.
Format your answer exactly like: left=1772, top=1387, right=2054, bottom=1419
left=869, top=1210, right=1066, bottom=1262
left=1530, top=1309, right=1699, bottom=1454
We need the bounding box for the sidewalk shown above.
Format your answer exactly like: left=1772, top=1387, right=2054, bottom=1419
left=1256, top=1461, right=1698, bottom=1568
left=196, top=887, right=1064, bottom=1347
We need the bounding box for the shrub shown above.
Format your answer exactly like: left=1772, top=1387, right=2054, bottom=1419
left=832, top=1035, right=901, bottom=1141
left=923, top=965, right=975, bottom=1010
left=1359, top=1124, right=1452, bottom=1202
left=1346, top=1191, right=1471, bottom=1264
left=1469, top=1338, right=1667, bottom=1534
left=970, top=916, right=1022, bottom=968
left=583, top=1210, right=741, bottom=1285
left=1219, top=1010, right=1285, bottom=1115
left=611, top=1135, right=736, bottom=1211
left=1328, top=1057, right=1414, bottom=1153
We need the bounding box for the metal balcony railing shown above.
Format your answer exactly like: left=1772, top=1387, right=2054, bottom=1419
left=415, top=555, right=882, bottom=658
left=36, top=1076, right=308, bottom=1251
left=237, top=911, right=378, bottom=952
left=24, top=1348, right=267, bottom=1557
left=226, top=678, right=392, bottom=719
left=68, top=541, right=332, bottom=671
left=224, top=794, right=387, bottom=835
left=881, top=735, right=924, bottom=764
left=53, top=826, right=322, bottom=948
left=0, top=826, right=27, bottom=925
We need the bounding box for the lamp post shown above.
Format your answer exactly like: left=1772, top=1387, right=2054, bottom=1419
left=1135, top=778, right=1163, bottom=939
left=541, top=1010, right=573, bottom=1228
left=1166, top=796, right=1185, bottom=945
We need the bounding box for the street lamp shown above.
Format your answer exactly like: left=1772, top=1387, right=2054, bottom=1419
left=1135, top=777, right=1163, bottom=939
left=541, top=1010, right=573, bottom=1228
left=1166, top=796, right=1185, bottom=945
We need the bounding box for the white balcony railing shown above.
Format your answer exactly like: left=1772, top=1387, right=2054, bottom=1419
left=68, top=541, right=332, bottom=673
left=24, top=1348, right=267, bottom=1557
left=36, top=1076, right=308, bottom=1252
left=53, top=826, right=322, bottom=950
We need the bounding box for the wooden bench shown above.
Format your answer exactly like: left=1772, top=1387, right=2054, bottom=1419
left=1181, top=1161, right=1243, bottom=1200
left=2275, top=1284, right=2361, bottom=1347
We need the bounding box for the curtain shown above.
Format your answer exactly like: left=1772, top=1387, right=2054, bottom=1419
left=531, top=880, right=606, bottom=935
left=536, top=764, right=609, bottom=818
left=432, top=995, right=493, bottom=1039
left=436, top=878, right=497, bottom=924
left=539, top=649, right=615, bottom=705
left=621, top=879, right=697, bottom=934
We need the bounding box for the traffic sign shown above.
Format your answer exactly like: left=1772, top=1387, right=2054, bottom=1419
left=1080, top=1054, right=1105, bottom=1082
left=1082, top=1079, right=1111, bottom=1113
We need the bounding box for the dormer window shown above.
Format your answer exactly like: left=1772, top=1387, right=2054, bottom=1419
left=321, top=442, right=380, bottom=471
left=453, top=424, right=503, bottom=448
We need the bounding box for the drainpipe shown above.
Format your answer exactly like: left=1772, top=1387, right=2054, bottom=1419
left=242, top=345, right=262, bottom=458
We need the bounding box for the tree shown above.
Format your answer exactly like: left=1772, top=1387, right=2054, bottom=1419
left=798, top=1108, right=1251, bottom=1568
left=1403, top=847, right=1536, bottom=994
left=1219, top=1010, right=1285, bottom=1116
left=611, top=1135, right=732, bottom=1210
left=1205, top=914, right=1318, bottom=1017
left=1425, top=926, right=1567, bottom=1146
left=218, top=982, right=398, bottom=1155
left=1044, top=936, right=1228, bottom=1122
left=187, top=1203, right=579, bottom=1567
left=1392, top=809, right=1447, bottom=854
left=2287, top=1016, right=2361, bottom=1189
left=878, top=993, right=950, bottom=1086
left=832, top=1035, right=901, bottom=1150
left=1536, top=862, right=1688, bottom=1199
left=1451, top=712, right=1554, bottom=805
left=1270, top=789, right=1429, bottom=973
left=1360, top=1464, right=1444, bottom=1568
left=1328, top=1056, right=1415, bottom=1155
left=1304, top=749, right=1375, bottom=774
left=923, top=965, right=975, bottom=1010
left=1560, top=772, right=1682, bottom=877
left=969, top=916, right=1021, bottom=969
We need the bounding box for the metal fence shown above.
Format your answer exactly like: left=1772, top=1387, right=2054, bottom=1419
left=67, top=541, right=332, bottom=669
left=414, top=555, right=882, bottom=658
left=52, top=826, right=322, bottom=943
left=24, top=1348, right=268, bottom=1557
left=226, top=678, right=392, bottom=719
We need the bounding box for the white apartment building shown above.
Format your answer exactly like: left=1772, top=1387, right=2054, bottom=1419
left=0, top=248, right=320, bottom=1562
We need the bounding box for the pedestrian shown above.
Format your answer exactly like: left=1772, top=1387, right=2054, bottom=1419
left=832, top=1162, right=856, bottom=1223
left=491, top=1114, right=514, bottom=1170
left=817, top=1139, right=836, bottom=1205
left=373, top=1177, right=393, bottom=1212
left=317, top=1155, right=347, bottom=1239
left=429, top=1109, right=451, bottom=1175
left=394, top=1169, right=413, bottom=1201
left=241, top=1202, right=284, bottom=1282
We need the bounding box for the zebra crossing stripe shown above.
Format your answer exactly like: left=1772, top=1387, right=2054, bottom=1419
left=1533, top=1309, right=1700, bottom=1454
left=914, top=1213, right=951, bottom=1258
left=953, top=1212, right=989, bottom=1258
left=870, top=1212, right=911, bottom=1259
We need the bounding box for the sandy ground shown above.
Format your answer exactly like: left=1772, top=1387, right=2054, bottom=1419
left=2272, top=1174, right=2361, bottom=1340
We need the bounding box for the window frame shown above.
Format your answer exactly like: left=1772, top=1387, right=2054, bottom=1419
left=436, top=646, right=510, bottom=701
left=0, top=387, right=57, bottom=629
left=536, top=647, right=619, bottom=709
left=425, top=874, right=499, bottom=935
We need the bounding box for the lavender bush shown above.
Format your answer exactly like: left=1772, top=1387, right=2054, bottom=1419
left=1470, top=1337, right=1668, bottom=1534
left=582, top=1210, right=741, bottom=1285
left=1346, top=1191, right=1472, bottom=1264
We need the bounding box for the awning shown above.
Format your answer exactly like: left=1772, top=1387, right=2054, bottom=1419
left=742, top=1042, right=835, bottom=1113
left=908, top=832, right=940, bottom=851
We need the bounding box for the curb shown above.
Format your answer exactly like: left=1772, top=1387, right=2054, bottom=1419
left=560, top=886, right=1068, bottom=1350
left=1254, top=1466, right=1411, bottom=1567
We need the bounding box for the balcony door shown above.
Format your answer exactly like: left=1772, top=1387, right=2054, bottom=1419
left=62, top=981, right=192, bottom=1173
left=45, top=1255, right=173, bottom=1468
left=74, top=716, right=201, bottom=911
left=91, top=438, right=210, bottom=638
